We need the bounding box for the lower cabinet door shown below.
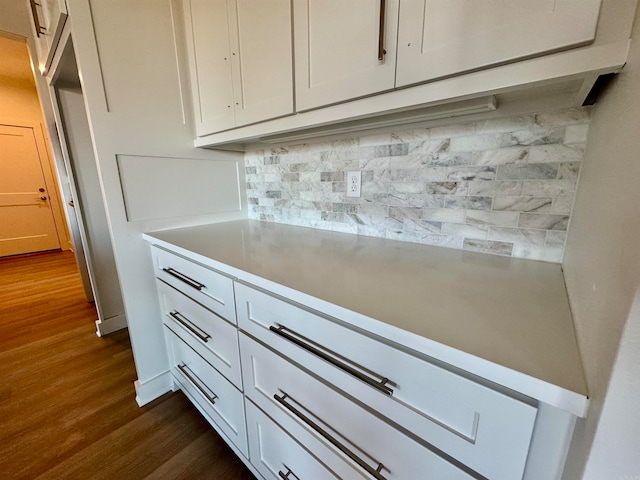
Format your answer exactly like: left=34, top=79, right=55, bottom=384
left=166, top=326, right=248, bottom=457
left=246, top=401, right=364, bottom=480
left=240, top=333, right=474, bottom=480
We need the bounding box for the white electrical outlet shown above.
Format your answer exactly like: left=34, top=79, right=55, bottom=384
left=347, top=171, right=361, bottom=198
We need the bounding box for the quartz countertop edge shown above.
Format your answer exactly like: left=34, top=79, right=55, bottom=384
left=142, top=220, right=589, bottom=417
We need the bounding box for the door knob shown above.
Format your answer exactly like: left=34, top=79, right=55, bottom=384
left=68, top=200, right=75, bottom=207
left=41, top=196, right=47, bottom=201
left=39, top=187, right=45, bottom=192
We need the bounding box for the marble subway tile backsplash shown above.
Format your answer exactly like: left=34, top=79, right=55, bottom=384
left=245, top=108, right=590, bottom=263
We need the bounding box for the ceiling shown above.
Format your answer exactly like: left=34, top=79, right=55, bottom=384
left=0, top=35, right=35, bottom=83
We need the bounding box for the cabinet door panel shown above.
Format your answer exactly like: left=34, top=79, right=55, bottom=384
left=230, top=0, right=293, bottom=126
left=396, top=0, right=602, bottom=87
left=294, top=0, right=399, bottom=111
left=185, top=0, right=236, bottom=135
left=241, top=334, right=474, bottom=480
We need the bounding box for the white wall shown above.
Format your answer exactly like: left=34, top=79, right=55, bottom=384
left=582, top=292, right=640, bottom=479
left=562, top=4, right=640, bottom=478
left=65, top=0, right=246, bottom=404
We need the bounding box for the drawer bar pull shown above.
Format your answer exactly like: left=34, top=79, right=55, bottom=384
left=378, top=0, right=387, bottom=61
left=275, top=392, right=387, bottom=480
left=278, top=466, right=300, bottom=480
left=178, top=363, right=217, bottom=405
left=162, top=267, right=206, bottom=291
left=269, top=325, right=393, bottom=396
left=169, top=311, right=211, bottom=343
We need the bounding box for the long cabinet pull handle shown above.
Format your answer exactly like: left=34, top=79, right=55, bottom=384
left=162, top=267, right=206, bottom=291
left=169, top=311, right=211, bottom=343
left=275, top=392, right=387, bottom=480
left=178, top=363, right=217, bottom=405
left=269, top=326, right=393, bottom=396
left=377, top=0, right=387, bottom=61
left=29, top=0, right=46, bottom=37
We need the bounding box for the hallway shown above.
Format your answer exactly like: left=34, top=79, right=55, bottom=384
left=0, top=250, right=255, bottom=479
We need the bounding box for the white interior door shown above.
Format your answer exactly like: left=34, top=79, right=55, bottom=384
left=0, top=124, right=61, bottom=257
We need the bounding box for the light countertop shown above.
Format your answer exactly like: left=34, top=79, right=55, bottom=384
left=143, top=220, right=588, bottom=416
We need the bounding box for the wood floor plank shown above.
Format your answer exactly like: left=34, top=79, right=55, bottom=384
left=0, top=250, right=256, bottom=480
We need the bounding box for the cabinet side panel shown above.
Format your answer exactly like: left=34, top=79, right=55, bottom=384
left=117, top=155, right=241, bottom=221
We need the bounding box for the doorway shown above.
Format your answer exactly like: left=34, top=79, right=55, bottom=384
left=0, top=32, right=126, bottom=336
left=0, top=122, right=61, bottom=256
left=48, top=34, right=127, bottom=336
left=0, top=34, right=68, bottom=258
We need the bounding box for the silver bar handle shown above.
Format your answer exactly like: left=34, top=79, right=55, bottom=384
left=162, top=267, right=206, bottom=291
left=269, top=325, right=393, bottom=396
left=275, top=392, right=387, bottom=480
left=378, top=0, right=387, bottom=61
left=278, top=466, right=300, bottom=480
left=178, top=363, right=217, bottom=405
left=169, top=311, right=211, bottom=343
left=29, top=0, right=46, bottom=37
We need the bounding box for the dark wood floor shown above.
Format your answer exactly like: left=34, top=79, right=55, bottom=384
left=0, top=250, right=256, bottom=480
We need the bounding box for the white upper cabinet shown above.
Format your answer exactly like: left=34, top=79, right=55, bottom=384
left=184, top=0, right=293, bottom=136
left=29, top=0, right=68, bottom=74
left=293, top=0, right=400, bottom=111
left=185, top=0, right=236, bottom=135
left=396, top=0, right=603, bottom=87
left=229, top=0, right=294, bottom=126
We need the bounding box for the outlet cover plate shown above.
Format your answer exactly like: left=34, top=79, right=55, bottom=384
left=347, top=171, right=361, bottom=198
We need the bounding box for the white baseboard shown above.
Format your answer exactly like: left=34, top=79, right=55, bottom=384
left=134, top=371, right=173, bottom=406
left=95, top=313, right=128, bottom=337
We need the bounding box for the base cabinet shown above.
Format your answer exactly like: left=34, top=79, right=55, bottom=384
left=144, top=230, right=584, bottom=480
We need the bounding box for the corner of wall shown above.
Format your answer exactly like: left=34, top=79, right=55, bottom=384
left=561, top=2, right=640, bottom=477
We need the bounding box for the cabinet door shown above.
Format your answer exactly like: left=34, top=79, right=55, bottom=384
left=293, top=0, right=399, bottom=111
left=229, top=0, right=293, bottom=127
left=184, top=0, right=236, bottom=135
left=29, top=0, right=68, bottom=73
left=396, top=0, right=602, bottom=87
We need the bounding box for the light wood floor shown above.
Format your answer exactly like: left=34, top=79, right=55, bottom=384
left=0, top=250, right=256, bottom=480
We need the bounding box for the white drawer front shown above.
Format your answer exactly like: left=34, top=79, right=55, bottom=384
left=158, top=280, right=242, bottom=389
left=236, top=283, right=537, bottom=480
left=152, top=246, right=236, bottom=324
left=246, top=401, right=365, bottom=480
left=240, top=333, right=474, bottom=480
left=166, top=326, right=247, bottom=456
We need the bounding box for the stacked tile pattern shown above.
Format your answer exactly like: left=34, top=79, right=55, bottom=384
left=245, top=108, right=590, bottom=262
